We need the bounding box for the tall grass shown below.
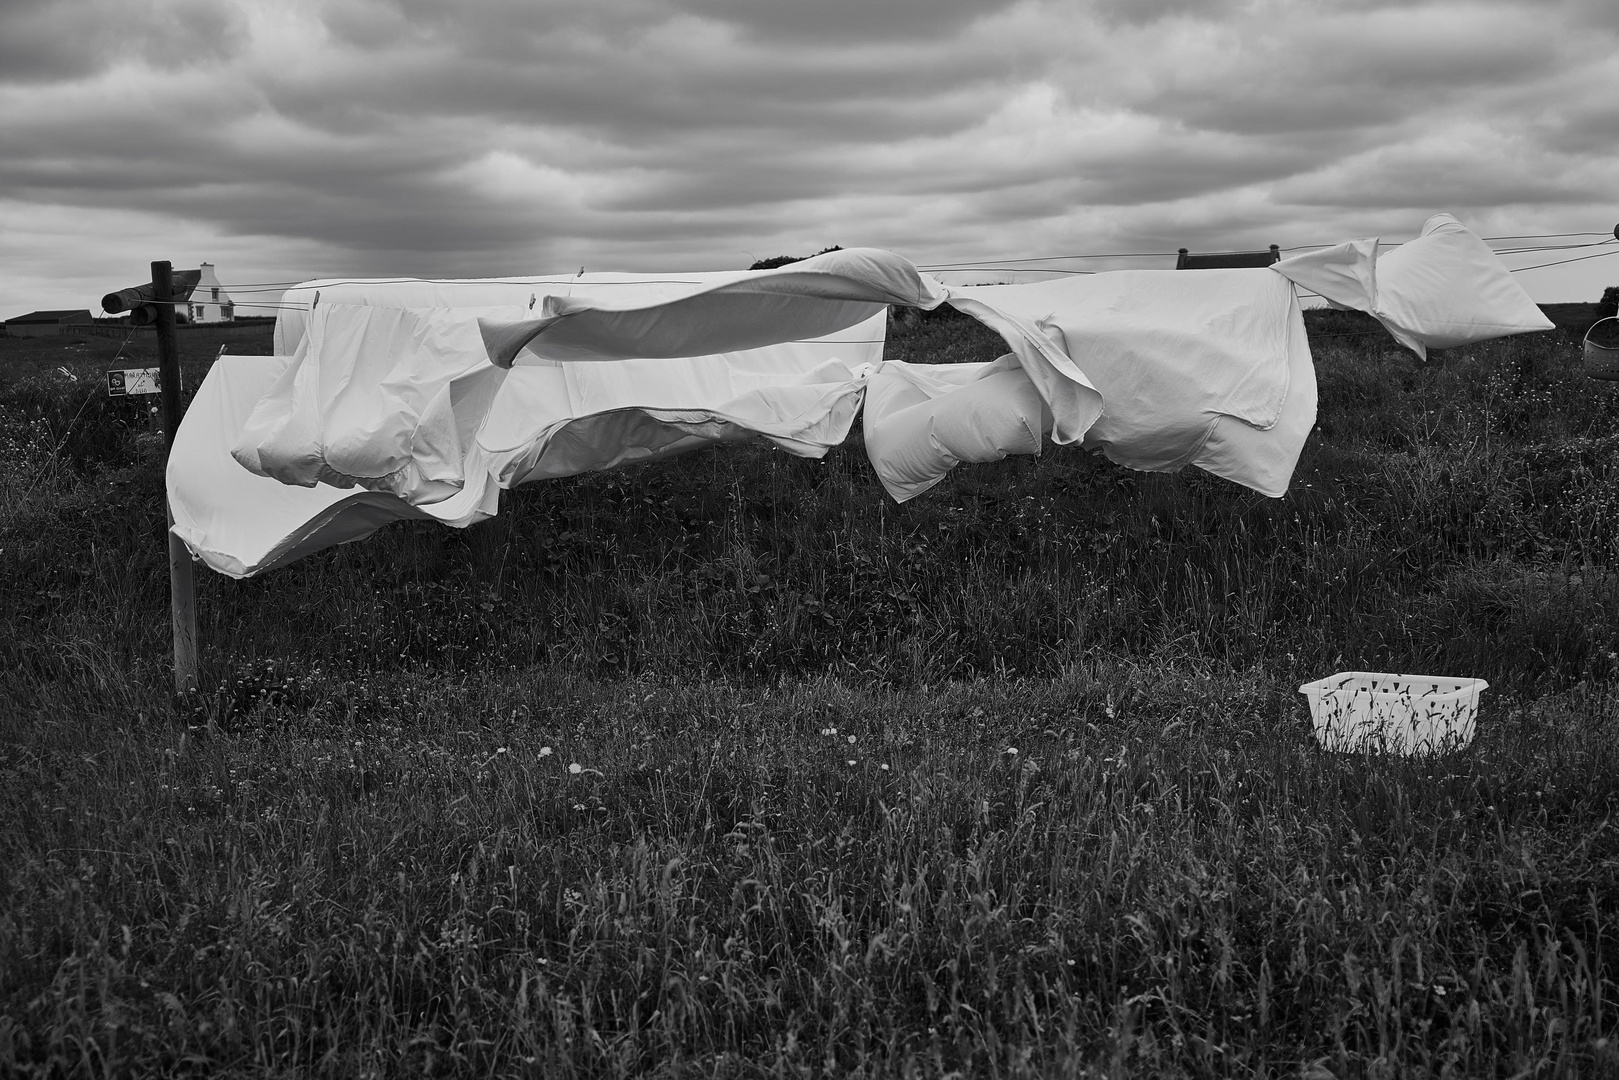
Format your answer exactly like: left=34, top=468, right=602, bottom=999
left=2, top=310, right=1618, bottom=1076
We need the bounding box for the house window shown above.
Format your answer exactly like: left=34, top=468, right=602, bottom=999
left=211, top=288, right=219, bottom=301
left=223, top=304, right=233, bottom=320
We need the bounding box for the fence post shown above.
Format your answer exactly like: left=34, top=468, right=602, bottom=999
left=154, top=261, right=198, bottom=695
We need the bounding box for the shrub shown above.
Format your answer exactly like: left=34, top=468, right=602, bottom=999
left=748, top=245, right=843, bottom=271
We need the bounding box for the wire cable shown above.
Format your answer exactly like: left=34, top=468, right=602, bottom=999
left=916, top=230, right=1614, bottom=271
left=1508, top=244, right=1619, bottom=273
left=127, top=228, right=1617, bottom=309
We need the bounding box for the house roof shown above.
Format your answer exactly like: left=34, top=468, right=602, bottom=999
left=1175, top=246, right=1281, bottom=270
left=5, top=309, right=94, bottom=324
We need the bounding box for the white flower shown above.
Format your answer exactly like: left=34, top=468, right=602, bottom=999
left=880, top=764, right=889, bottom=771
left=1005, top=747, right=1019, bottom=756
left=538, top=746, right=553, bottom=758
left=846, top=735, right=856, bottom=744
left=569, top=762, right=583, bottom=775
left=846, top=759, right=856, bottom=766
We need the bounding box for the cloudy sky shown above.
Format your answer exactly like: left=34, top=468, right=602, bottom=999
left=2, top=0, right=1616, bottom=320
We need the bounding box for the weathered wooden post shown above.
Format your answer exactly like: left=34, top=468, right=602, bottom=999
left=153, top=262, right=198, bottom=695
left=102, top=263, right=201, bottom=695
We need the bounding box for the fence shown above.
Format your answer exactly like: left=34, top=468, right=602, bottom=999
left=78, top=318, right=277, bottom=340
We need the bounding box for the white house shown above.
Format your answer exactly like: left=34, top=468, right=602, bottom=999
left=186, top=263, right=235, bottom=323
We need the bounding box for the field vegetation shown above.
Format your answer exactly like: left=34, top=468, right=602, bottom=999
left=3, top=305, right=1619, bottom=1077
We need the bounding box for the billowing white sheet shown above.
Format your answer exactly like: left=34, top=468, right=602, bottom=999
left=168, top=354, right=490, bottom=579
left=863, top=356, right=1053, bottom=502
left=178, top=346, right=884, bottom=578
left=1273, top=213, right=1553, bottom=359
left=235, top=250, right=926, bottom=502
left=171, top=216, right=1553, bottom=577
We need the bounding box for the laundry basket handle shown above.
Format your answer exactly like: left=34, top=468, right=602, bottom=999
left=1587, top=316, right=1619, bottom=351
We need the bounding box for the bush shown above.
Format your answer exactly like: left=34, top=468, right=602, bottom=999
left=1599, top=285, right=1618, bottom=318
left=748, top=246, right=843, bottom=271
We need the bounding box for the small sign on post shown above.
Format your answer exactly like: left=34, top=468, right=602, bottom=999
left=107, top=367, right=162, bottom=396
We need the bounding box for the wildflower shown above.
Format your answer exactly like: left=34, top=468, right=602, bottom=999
left=880, top=763, right=890, bottom=771
left=569, top=762, right=583, bottom=775
left=847, top=734, right=856, bottom=744
left=847, top=759, right=856, bottom=766
left=538, top=746, right=553, bottom=758
left=1005, top=747, right=1019, bottom=756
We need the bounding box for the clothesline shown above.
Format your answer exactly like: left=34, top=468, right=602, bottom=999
left=168, top=217, right=1559, bottom=578
left=135, top=230, right=1619, bottom=298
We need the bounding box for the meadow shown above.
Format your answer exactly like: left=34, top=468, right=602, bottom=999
left=2, top=304, right=1618, bottom=1077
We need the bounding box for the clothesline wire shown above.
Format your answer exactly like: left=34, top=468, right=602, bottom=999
left=132, top=230, right=1614, bottom=295
left=195, top=243, right=1595, bottom=298
left=913, top=232, right=1615, bottom=269
left=1507, top=245, right=1619, bottom=273
left=918, top=240, right=1616, bottom=273
left=223, top=276, right=716, bottom=293
left=102, top=238, right=1615, bottom=323
left=105, top=240, right=1614, bottom=322
left=917, top=239, right=1619, bottom=279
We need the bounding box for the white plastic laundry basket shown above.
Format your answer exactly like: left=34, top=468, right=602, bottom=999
left=1299, top=671, right=1487, bottom=754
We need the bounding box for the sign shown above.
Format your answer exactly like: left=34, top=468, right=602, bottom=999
left=107, top=367, right=161, bottom=396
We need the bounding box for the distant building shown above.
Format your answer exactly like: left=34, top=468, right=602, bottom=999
left=1175, top=245, right=1281, bottom=270
left=185, top=263, right=235, bottom=323
left=3, top=309, right=94, bottom=338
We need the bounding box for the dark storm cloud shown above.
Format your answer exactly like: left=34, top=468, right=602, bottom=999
left=342, top=0, right=1025, bottom=48
left=681, top=0, right=1023, bottom=43
left=278, top=0, right=1026, bottom=144
left=0, top=0, right=246, bottom=83
left=1092, top=0, right=1241, bottom=26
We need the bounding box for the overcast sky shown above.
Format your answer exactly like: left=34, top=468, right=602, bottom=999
left=2, top=0, right=1616, bottom=320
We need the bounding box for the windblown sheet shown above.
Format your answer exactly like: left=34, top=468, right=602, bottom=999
left=935, top=266, right=1313, bottom=499
left=168, top=354, right=480, bottom=579
left=1272, top=213, right=1553, bottom=357
left=171, top=216, right=1553, bottom=577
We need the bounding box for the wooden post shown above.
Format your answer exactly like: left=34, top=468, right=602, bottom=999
left=154, top=261, right=198, bottom=695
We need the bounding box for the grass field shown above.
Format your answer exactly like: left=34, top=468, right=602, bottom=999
left=3, top=307, right=1619, bottom=1077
